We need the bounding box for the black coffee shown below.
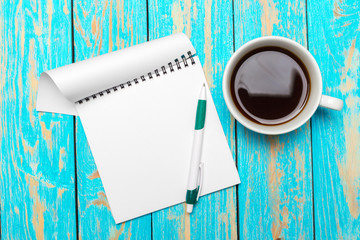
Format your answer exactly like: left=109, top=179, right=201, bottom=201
left=230, top=47, right=310, bottom=125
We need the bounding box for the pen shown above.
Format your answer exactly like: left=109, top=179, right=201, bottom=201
left=186, top=83, right=207, bottom=213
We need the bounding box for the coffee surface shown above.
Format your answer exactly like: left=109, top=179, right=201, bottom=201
left=231, top=47, right=310, bottom=125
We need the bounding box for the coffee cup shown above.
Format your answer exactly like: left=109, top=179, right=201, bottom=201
left=223, top=36, right=343, bottom=135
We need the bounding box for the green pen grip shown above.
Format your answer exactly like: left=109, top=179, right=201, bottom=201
left=194, top=100, right=206, bottom=130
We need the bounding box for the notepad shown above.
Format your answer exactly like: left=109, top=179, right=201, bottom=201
left=37, top=33, right=240, bottom=223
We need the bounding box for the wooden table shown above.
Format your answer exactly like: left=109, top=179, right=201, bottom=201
left=1, top=0, right=359, bottom=239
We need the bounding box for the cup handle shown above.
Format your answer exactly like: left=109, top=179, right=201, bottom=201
left=319, top=95, right=343, bottom=111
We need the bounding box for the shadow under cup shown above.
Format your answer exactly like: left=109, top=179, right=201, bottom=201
left=223, top=37, right=323, bottom=135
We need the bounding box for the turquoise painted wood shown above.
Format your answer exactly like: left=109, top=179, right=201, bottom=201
left=0, top=0, right=76, bottom=239
left=234, top=0, right=314, bottom=239
left=73, top=0, right=151, bottom=239
left=308, top=0, right=360, bottom=238
left=1, top=0, right=359, bottom=239
left=148, top=0, right=238, bottom=239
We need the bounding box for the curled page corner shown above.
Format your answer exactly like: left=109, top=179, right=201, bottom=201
left=36, top=33, right=196, bottom=116
left=36, top=72, right=78, bottom=116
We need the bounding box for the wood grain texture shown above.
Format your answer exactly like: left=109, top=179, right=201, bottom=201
left=148, top=0, right=238, bottom=239
left=308, top=0, right=360, bottom=238
left=0, top=0, right=76, bottom=239
left=234, top=0, right=314, bottom=239
left=73, top=0, right=151, bottom=239
left=2, top=0, right=360, bottom=239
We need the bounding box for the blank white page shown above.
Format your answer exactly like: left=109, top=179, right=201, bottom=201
left=76, top=56, right=240, bottom=223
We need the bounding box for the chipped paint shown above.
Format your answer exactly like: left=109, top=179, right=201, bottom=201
left=14, top=206, right=20, bottom=215
left=109, top=0, right=113, bottom=51
left=193, top=2, right=198, bottom=21
left=340, top=38, right=357, bottom=81
left=219, top=211, right=230, bottom=238
left=272, top=206, right=290, bottom=239
left=294, top=148, right=305, bottom=175
left=203, top=0, right=215, bottom=88
left=88, top=0, right=108, bottom=56
left=74, top=3, right=92, bottom=48
left=58, top=188, right=66, bottom=199
left=28, top=39, right=38, bottom=127
left=109, top=223, right=125, bottom=240
left=229, top=188, right=237, bottom=238
left=91, top=14, right=98, bottom=35
left=1, top=0, right=77, bottom=238
left=27, top=174, right=46, bottom=240
left=259, top=0, right=280, bottom=36
left=243, top=155, right=255, bottom=238
left=164, top=207, right=186, bottom=239
left=268, top=137, right=288, bottom=239
left=336, top=36, right=360, bottom=219
left=39, top=121, right=59, bottom=149
left=22, top=170, right=57, bottom=190
left=337, top=95, right=360, bottom=219
left=88, top=192, right=111, bottom=210
left=339, top=40, right=359, bottom=105
left=59, top=147, right=65, bottom=172
left=293, top=147, right=306, bottom=222
left=339, top=77, right=357, bottom=94
left=229, top=116, right=235, bottom=153
left=333, top=0, right=349, bottom=19
left=88, top=170, right=100, bottom=180
left=24, top=205, right=31, bottom=237
left=222, top=186, right=237, bottom=239
left=33, top=1, right=43, bottom=36
left=184, top=206, right=190, bottom=240
left=120, top=0, right=124, bottom=32
left=126, top=226, right=132, bottom=240
left=78, top=2, right=89, bottom=18
left=74, top=1, right=151, bottom=238
left=63, top=0, right=70, bottom=15
left=98, top=0, right=108, bottom=54
left=15, top=0, right=24, bottom=59
left=171, top=1, right=183, bottom=32
left=116, top=0, right=121, bottom=48
left=129, top=9, right=135, bottom=45
left=166, top=209, right=177, bottom=221
left=22, top=138, right=39, bottom=157
left=346, top=94, right=360, bottom=108
left=45, top=182, right=55, bottom=188
left=46, top=0, right=54, bottom=47
left=171, top=0, right=193, bottom=38
left=115, top=0, right=124, bottom=49
left=0, top=1, right=5, bottom=109
left=177, top=210, right=185, bottom=240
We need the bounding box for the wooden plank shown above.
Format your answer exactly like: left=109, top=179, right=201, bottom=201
left=73, top=0, right=151, bottom=238
left=233, top=0, right=314, bottom=239
left=307, top=0, right=360, bottom=238
left=0, top=0, right=76, bottom=239
left=148, top=1, right=238, bottom=239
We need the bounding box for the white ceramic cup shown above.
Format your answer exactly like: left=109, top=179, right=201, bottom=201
left=223, top=36, right=343, bottom=135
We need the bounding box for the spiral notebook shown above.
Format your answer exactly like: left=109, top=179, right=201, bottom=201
left=36, top=33, right=240, bottom=223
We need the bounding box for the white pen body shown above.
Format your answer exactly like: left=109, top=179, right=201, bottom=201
left=187, top=131, right=204, bottom=190
left=186, top=84, right=207, bottom=213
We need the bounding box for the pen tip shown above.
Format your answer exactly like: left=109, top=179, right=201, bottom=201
left=203, top=83, right=205, bottom=87
left=186, top=204, right=193, bottom=213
